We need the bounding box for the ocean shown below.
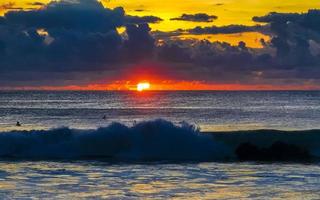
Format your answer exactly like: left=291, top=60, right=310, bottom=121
left=1, top=90, right=320, bottom=131
left=0, top=90, right=320, bottom=199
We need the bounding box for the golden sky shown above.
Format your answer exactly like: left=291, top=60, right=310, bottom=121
left=107, top=0, right=319, bottom=48
left=3, top=0, right=320, bottom=30
left=104, top=0, right=320, bottom=30
left=1, top=0, right=319, bottom=48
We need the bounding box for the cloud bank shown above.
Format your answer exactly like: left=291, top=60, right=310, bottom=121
left=0, top=0, right=320, bottom=88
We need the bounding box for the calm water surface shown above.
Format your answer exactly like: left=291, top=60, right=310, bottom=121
left=1, top=90, right=320, bottom=131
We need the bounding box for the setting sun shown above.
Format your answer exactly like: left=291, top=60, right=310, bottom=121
left=137, top=82, right=151, bottom=91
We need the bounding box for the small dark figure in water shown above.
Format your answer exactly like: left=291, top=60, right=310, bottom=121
left=16, top=121, right=21, bottom=127
left=102, top=115, right=107, bottom=120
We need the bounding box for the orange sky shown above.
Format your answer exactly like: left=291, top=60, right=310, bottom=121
left=4, top=80, right=320, bottom=91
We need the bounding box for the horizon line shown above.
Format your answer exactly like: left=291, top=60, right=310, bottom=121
left=1, top=89, right=320, bottom=92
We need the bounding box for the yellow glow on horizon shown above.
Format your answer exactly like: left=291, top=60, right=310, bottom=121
left=137, top=82, right=151, bottom=91
left=5, top=80, right=320, bottom=91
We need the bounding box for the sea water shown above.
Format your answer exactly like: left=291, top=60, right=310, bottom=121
left=1, top=90, right=320, bottom=131
left=0, top=91, right=320, bottom=199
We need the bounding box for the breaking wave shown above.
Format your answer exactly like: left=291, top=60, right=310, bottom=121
left=0, top=119, right=320, bottom=162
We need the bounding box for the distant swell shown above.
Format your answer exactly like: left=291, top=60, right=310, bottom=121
left=0, top=119, right=319, bottom=162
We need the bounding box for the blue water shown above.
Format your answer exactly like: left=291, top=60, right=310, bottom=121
left=0, top=91, right=320, bottom=199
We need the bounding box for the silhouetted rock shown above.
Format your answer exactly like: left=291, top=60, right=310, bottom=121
left=235, top=141, right=311, bottom=161
left=235, top=142, right=261, bottom=161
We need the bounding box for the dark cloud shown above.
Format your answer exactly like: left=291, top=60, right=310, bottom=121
left=253, top=9, right=320, bottom=36
left=27, top=2, right=46, bottom=6
left=0, top=0, right=125, bottom=73
left=123, top=23, right=155, bottom=61
left=4, top=0, right=125, bottom=32
left=158, top=44, right=192, bottom=63
left=134, top=9, right=145, bottom=12
left=0, top=0, right=157, bottom=83
left=0, top=17, right=5, bottom=24
left=125, top=15, right=163, bottom=24
left=161, top=9, right=320, bottom=83
left=154, top=9, right=320, bottom=83
left=252, top=9, right=320, bottom=69
left=252, top=9, right=320, bottom=35
left=171, top=13, right=218, bottom=22
left=253, top=12, right=301, bottom=24
left=187, top=24, right=265, bottom=34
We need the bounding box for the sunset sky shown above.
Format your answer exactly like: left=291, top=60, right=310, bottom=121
left=1, top=0, right=320, bottom=90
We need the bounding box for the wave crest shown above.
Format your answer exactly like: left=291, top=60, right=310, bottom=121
left=0, top=119, right=229, bottom=161
left=1, top=119, right=320, bottom=162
